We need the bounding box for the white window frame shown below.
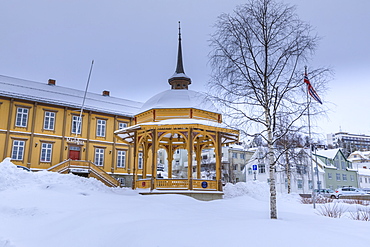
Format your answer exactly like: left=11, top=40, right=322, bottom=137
left=94, top=148, right=104, bottom=166
left=118, top=122, right=127, bottom=130
left=336, top=173, right=341, bottom=181
left=40, top=143, right=53, bottom=162
left=117, top=150, right=126, bottom=168
left=44, top=111, right=55, bottom=130
left=11, top=140, right=25, bottom=160
left=15, top=107, right=29, bottom=127
left=72, top=116, right=82, bottom=134
left=138, top=152, right=143, bottom=169
left=328, top=172, right=332, bottom=179
left=258, top=164, right=266, bottom=174
left=96, top=119, right=106, bottom=137
left=297, top=179, right=303, bottom=189
left=342, top=174, right=347, bottom=181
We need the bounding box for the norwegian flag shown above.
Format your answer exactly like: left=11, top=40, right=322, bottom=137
left=304, top=72, right=323, bottom=104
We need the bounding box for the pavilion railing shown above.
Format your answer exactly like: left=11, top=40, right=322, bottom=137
left=135, top=178, right=218, bottom=191
left=156, top=179, right=188, bottom=189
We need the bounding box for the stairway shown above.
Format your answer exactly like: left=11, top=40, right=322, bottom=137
left=47, top=159, right=120, bottom=187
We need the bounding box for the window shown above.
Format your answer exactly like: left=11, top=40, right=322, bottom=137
left=297, top=179, right=303, bottom=189
left=336, top=173, right=341, bottom=181
left=240, top=153, right=245, bottom=159
left=308, top=180, right=313, bottom=190
left=15, top=107, right=29, bottom=127
left=334, top=159, right=340, bottom=169
left=138, top=152, right=143, bottom=169
left=11, top=140, right=25, bottom=160
left=72, top=116, right=82, bottom=134
left=96, top=119, right=106, bottom=137
left=342, top=174, right=347, bottom=181
left=248, top=167, right=252, bottom=175
left=350, top=175, right=355, bottom=182
left=341, top=159, right=346, bottom=170
left=118, top=177, right=125, bottom=186
left=327, top=173, right=332, bottom=179
left=117, top=150, right=126, bottom=168
left=232, top=153, right=238, bottom=158
left=94, top=148, right=104, bottom=166
left=40, top=143, right=52, bottom=162
left=118, top=122, right=127, bottom=130
left=258, top=164, right=266, bottom=174
left=44, top=111, right=55, bottom=130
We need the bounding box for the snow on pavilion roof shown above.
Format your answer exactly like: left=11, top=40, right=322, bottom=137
left=139, top=89, right=218, bottom=114
left=0, top=75, right=142, bottom=117
left=115, top=118, right=239, bottom=144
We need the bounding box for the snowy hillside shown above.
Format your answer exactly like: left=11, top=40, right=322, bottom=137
left=1, top=158, right=369, bottom=247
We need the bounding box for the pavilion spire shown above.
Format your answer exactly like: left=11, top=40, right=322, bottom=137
left=168, top=21, right=191, bottom=90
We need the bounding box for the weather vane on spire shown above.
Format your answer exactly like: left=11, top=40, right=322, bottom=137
left=178, top=21, right=181, bottom=41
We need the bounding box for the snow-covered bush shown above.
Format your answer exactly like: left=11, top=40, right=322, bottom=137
left=316, top=202, right=347, bottom=218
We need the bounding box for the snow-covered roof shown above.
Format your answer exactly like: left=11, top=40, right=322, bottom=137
left=0, top=75, right=143, bottom=117
left=358, top=168, right=370, bottom=176
left=229, top=144, right=245, bottom=151
left=116, top=118, right=237, bottom=134
left=315, top=148, right=341, bottom=160
left=139, top=89, right=218, bottom=114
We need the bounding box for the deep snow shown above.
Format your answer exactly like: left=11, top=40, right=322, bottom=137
left=1, top=158, right=369, bottom=247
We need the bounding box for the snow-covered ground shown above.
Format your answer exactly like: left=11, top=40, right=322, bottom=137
left=1, top=158, right=369, bottom=247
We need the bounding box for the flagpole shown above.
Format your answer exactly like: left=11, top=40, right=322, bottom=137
left=306, top=66, right=316, bottom=209
left=75, top=60, right=94, bottom=139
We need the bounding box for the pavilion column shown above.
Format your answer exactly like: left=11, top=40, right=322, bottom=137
left=167, top=140, right=174, bottom=178
left=132, top=132, right=138, bottom=190
left=142, top=141, right=149, bottom=179
left=196, top=145, right=202, bottom=179
left=151, top=129, right=158, bottom=190
left=188, top=128, right=193, bottom=190
left=215, top=131, right=222, bottom=191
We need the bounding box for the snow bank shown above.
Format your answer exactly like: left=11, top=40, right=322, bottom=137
left=223, top=181, right=270, bottom=200
left=0, top=158, right=116, bottom=194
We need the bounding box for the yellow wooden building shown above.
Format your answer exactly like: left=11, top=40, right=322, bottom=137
left=0, top=75, right=142, bottom=187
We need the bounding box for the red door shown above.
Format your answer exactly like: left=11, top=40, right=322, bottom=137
left=68, top=146, right=81, bottom=160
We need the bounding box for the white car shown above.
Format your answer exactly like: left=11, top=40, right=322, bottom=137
left=332, top=187, right=366, bottom=198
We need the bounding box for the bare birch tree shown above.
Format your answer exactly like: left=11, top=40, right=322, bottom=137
left=208, top=0, right=329, bottom=219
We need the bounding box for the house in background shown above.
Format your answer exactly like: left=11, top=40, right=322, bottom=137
left=245, top=147, right=324, bottom=194
left=347, top=150, right=370, bottom=189
left=314, top=148, right=358, bottom=190
left=347, top=150, right=370, bottom=164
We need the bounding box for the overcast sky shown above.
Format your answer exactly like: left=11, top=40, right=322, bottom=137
left=1, top=0, right=370, bottom=140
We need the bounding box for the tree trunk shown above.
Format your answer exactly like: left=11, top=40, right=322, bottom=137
left=286, top=151, right=291, bottom=194
left=265, top=109, right=277, bottom=219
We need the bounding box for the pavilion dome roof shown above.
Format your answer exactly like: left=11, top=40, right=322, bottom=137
left=138, top=89, right=218, bottom=114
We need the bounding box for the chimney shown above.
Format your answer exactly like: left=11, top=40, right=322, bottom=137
left=48, top=79, right=56, bottom=85
left=102, top=90, right=110, bottom=96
